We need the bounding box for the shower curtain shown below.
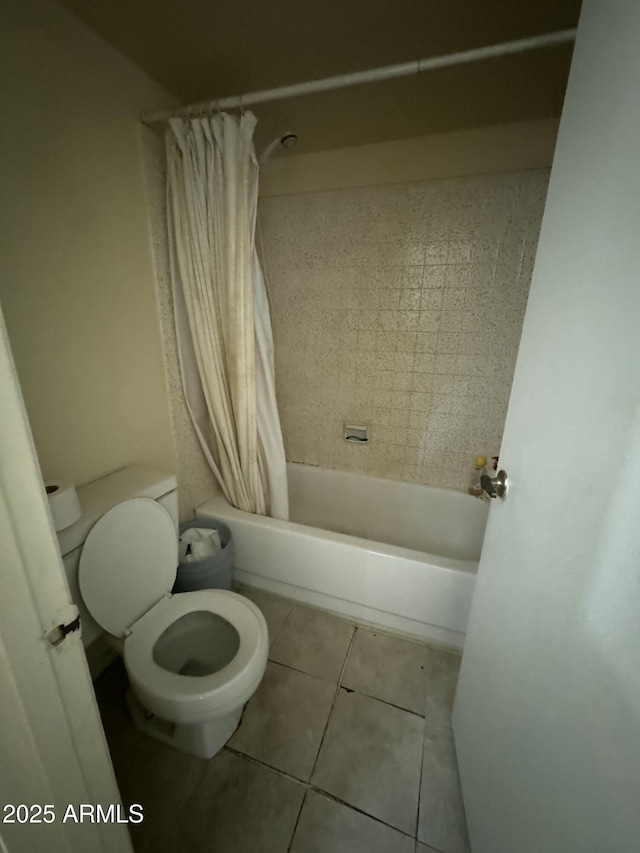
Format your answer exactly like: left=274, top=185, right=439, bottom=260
left=166, top=112, right=288, bottom=519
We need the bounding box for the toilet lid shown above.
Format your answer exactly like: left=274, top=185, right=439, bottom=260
left=79, top=498, right=177, bottom=638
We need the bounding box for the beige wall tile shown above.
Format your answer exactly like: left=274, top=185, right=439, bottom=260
left=258, top=169, right=545, bottom=494
left=266, top=171, right=545, bottom=489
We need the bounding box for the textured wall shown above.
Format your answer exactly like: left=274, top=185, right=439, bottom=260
left=259, top=170, right=548, bottom=491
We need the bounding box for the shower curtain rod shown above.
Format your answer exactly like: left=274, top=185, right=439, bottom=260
left=141, top=29, right=577, bottom=126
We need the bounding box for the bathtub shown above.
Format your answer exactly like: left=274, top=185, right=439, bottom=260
left=196, top=463, right=489, bottom=649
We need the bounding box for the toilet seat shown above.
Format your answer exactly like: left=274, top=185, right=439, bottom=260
left=78, top=498, right=268, bottom=729
left=124, top=589, right=268, bottom=724
left=79, top=498, right=177, bottom=637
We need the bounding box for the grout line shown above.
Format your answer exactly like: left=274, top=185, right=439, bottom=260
left=415, top=712, right=428, bottom=844
left=223, top=744, right=416, bottom=842
left=307, top=784, right=415, bottom=841
left=224, top=745, right=308, bottom=788
left=308, top=624, right=357, bottom=781
left=266, top=621, right=434, bottom=711
left=231, top=596, right=449, bottom=843
left=268, top=605, right=294, bottom=648
left=286, top=788, right=308, bottom=853
left=266, top=657, right=340, bottom=685
left=266, top=652, right=429, bottom=719
left=254, top=660, right=453, bottom=846
left=236, top=583, right=294, bottom=648
left=337, top=625, right=358, bottom=689
left=341, top=687, right=427, bottom=720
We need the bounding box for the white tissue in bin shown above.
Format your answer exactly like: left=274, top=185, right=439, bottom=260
left=179, top=527, right=221, bottom=563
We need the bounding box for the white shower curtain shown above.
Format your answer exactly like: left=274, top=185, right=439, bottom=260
left=166, top=112, right=288, bottom=519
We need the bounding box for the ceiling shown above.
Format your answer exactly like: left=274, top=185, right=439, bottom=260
left=59, top=0, right=583, bottom=155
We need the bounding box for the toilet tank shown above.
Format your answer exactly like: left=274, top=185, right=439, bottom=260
left=56, top=466, right=178, bottom=650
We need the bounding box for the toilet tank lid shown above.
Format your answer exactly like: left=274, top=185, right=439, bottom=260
left=79, top=498, right=178, bottom=637
left=57, top=466, right=177, bottom=558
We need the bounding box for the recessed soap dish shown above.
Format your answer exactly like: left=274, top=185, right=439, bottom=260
left=344, top=424, right=368, bottom=443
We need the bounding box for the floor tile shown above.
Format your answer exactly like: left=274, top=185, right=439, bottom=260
left=229, top=661, right=335, bottom=780
left=239, top=586, right=293, bottom=646
left=342, top=628, right=429, bottom=714
left=311, top=690, right=423, bottom=835
left=425, top=648, right=461, bottom=726
left=416, top=844, right=443, bottom=852
left=270, top=605, right=355, bottom=682
left=95, top=663, right=207, bottom=853
left=183, top=749, right=305, bottom=853
left=418, top=719, right=470, bottom=853
left=290, top=790, right=414, bottom=853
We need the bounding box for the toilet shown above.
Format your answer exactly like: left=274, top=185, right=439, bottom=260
left=76, top=482, right=268, bottom=760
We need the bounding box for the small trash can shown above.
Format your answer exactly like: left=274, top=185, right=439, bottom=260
left=173, top=518, right=234, bottom=593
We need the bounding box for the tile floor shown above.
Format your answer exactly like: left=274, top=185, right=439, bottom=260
left=94, top=587, right=470, bottom=853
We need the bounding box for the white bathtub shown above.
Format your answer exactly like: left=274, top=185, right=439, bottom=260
left=197, top=464, right=489, bottom=649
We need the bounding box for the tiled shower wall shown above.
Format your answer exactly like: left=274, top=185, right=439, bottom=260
left=259, top=171, right=549, bottom=490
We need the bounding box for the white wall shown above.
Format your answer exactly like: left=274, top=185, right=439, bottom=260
left=453, top=0, right=640, bottom=849
left=0, top=0, right=177, bottom=488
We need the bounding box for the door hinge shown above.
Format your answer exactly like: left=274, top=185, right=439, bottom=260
left=47, top=613, right=81, bottom=648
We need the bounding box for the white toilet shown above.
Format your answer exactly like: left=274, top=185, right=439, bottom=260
left=75, top=480, right=268, bottom=760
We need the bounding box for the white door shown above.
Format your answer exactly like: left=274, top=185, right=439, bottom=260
left=0, top=306, right=133, bottom=853
left=453, top=1, right=640, bottom=851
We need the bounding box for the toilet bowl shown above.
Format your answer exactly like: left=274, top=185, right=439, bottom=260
left=79, top=497, right=268, bottom=758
